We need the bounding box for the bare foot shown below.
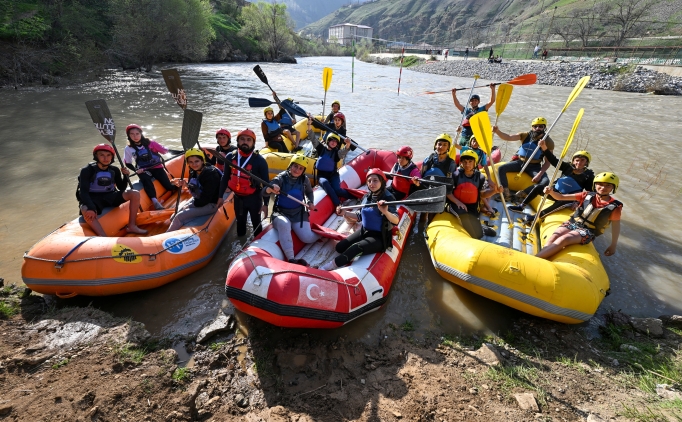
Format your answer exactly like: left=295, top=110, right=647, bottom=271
left=127, top=226, right=148, bottom=235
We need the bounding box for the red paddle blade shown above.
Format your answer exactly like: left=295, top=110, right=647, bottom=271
left=507, top=73, right=537, bottom=85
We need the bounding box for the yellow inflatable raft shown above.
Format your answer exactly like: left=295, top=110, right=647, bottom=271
left=425, top=168, right=609, bottom=324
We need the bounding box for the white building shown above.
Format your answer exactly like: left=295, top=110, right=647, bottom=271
left=328, top=23, right=373, bottom=45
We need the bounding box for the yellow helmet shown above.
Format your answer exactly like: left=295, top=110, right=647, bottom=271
left=331, top=100, right=341, bottom=107
left=289, top=153, right=309, bottom=169
left=460, top=149, right=479, bottom=163
left=434, top=133, right=453, bottom=149
left=531, top=117, right=548, bottom=126
left=184, top=148, right=205, bottom=162
left=326, top=133, right=341, bottom=144
left=572, top=150, right=591, bottom=166
left=263, top=106, right=274, bottom=115
left=593, top=172, right=619, bottom=193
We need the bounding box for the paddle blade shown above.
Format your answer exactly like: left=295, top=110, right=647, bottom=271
left=561, top=108, right=584, bottom=159
left=469, top=111, right=493, bottom=155
left=401, top=185, right=447, bottom=213
left=495, top=83, right=513, bottom=117
left=181, top=109, right=202, bottom=151
left=248, top=97, right=275, bottom=108
left=422, top=175, right=453, bottom=186
left=136, top=209, right=174, bottom=225
left=85, top=99, right=115, bottom=143
left=310, top=118, right=338, bottom=136
left=562, top=76, right=590, bottom=112
left=508, top=73, right=537, bottom=86
left=161, top=69, right=187, bottom=110
left=281, top=99, right=308, bottom=118
left=253, top=65, right=268, bottom=85
left=322, top=67, right=333, bottom=91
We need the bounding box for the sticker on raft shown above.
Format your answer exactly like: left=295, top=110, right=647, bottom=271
left=396, top=212, right=410, bottom=243
left=112, top=244, right=142, bottom=264
left=164, top=236, right=201, bottom=254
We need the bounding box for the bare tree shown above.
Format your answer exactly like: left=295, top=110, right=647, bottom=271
left=552, top=19, right=575, bottom=47
left=605, top=0, right=661, bottom=46
left=572, top=3, right=611, bottom=47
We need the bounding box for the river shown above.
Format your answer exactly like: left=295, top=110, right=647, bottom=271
left=1, top=56, right=681, bottom=344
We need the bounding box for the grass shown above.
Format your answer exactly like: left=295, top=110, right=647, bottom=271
left=621, top=400, right=682, bottom=421
left=172, top=367, right=190, bottom=383
left=391, top=55, right=424, bottom=67
left=599, top=63, right=636, bottom=75
left=486, top=364, right=548, bottom=405
left=140, top=378, right=155, bottom=395
left=114, top=343, right=148, bottom=364
left=400, top=319, right=415, bottom=332
left=51, top=358, right=69, bottom=369
left=209, top=342, right=226, bottom=351
left=0, top=301, right=19, bottom=319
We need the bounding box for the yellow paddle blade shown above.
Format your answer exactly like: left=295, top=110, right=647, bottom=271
left=495, top=83, right=513, bottom=117
left=561, top=76, right=590, bottom=113
left=322, top=67, right=333, bottom=92
left=469, top=111, right=493, bottom=155
left=560, top=108, right=585, bottom=159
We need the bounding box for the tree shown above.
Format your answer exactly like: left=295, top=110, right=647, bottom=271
left=572, top=3, right=610, bottom=47
left=552, top=19, right=575, bottom=48
left=605, top=0, right=660, bottom=46
left=110, top=0, right=215, bottom=71
left=239, top=1, right=295, bottom=60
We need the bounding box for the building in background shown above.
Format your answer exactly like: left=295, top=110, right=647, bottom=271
left=328, top=23, right=373, bottom=45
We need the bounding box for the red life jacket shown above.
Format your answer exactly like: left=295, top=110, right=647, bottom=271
left=453, top=169, right=481, bottom=205
left=391, top=162, right=417, bottom=194
left=227, top=152, right=256, bottom=196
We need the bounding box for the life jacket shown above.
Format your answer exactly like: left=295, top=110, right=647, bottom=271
left=275, top=174, right=305, bottom=210
left=263, top=119, right=281, bottom=136
left=187, top=174, right=202, bottom=199
left=422, top=154, right=454, bottom=178
left=315, top=148, right=337, bottom=172
left=278, top=111, right=293, bottom=126
left=569, top=192, right=623, bottom=237
left=226, top=152, right=257, bottom=196
left=390, top=162, right=417, bottom=194
left=453, top=169, right=481, bottom=205
left=360, top=197, right=385, bottom=232
left=133, top=143, right=161, bottom=169
left=517, top=133, right=543, bottom=162
left=88, top=167, right=116, bottom=194
left=554, top=176, right=583, bottom=194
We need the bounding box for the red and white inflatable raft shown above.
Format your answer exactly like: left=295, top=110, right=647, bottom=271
left=225, top=150, right=415, bottom=328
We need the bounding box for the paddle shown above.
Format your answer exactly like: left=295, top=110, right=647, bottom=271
left=321, top=67, right=333, bottom=117
left=488, top=83, right=514, bottom=226
left=423, top=73, right=537, bottom=95
left=161, top=69, right=187, bottom=110
left=525, top=108, right=584, bottom=242
left=517, top=76, right=590, bottom=177
left=222, top=154, right=316, bottom=211
left=449, top=74, right=479, bottom=157
left=247, top=97, right=314, bottom=108
left=384, top=172, right=453, bottom=187
left=252, top=65, right=295, bottom=123
left=173, top=108, right=203, bottom=217
left=308, top=118, right=366, bottom=152
left=84, top=99, right=142, bottom=212
left=470, top=111, right=514, bottom=233
left=339, top=185, right=446, bottom=213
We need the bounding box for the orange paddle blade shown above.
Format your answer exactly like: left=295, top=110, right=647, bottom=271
left=506, top=73, right=537, bottom=85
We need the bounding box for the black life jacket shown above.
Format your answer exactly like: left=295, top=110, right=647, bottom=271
left=422, top=153, right=454, bottom=178
left=76, top=164, right=116, bottom=200
left=569, top=192, right=623, bottom=236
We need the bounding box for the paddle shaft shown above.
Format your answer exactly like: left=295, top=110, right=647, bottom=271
left=491, top=114, right=513, bottom=227
left=426, top=73, right=536, bottom=95
left=516, top=113, right=561, bottom=177
left=340, top=197, right=442, bottom=210
left=253, top=66, right=295, bottom=123
left=310, top=119, right=367, bottom=152
left=384, top=172, right=452, bottom=186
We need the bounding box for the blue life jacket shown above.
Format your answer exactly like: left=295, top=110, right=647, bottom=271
left=554, top=176, right=583, bottom=194
left=361, top=205, right=384, bottom=232
left=89, top=169, right=116, bottom=193
left=517, top=134, right=543, bottom=161
left=276, top=176, right=305, bottom=209
left=315, top=148, right=337, bottom=172
left=187, top=176, right=202, bottom=199
left=278, top=112, right=293, bottom=126
left=134, top=144, right=161, bottom=169
left=263, top=119, right=281, bottom=135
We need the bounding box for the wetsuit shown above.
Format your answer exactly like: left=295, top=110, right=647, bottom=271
left=333, top=190, right=397, bottom=267
left=308, top=129, right=349, bottom=206
left=77, top=163, right=128, bottom=214
left=219, top=150, right=269, bottom=237
left=168, top=165, right=222, bottom=231
left=124, top=140, right=175, bottom=200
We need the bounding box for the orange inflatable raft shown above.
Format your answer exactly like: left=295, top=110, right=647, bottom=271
left=225, top=149, right=416, bottom=328
left=21, top=155, right=235, bottom=297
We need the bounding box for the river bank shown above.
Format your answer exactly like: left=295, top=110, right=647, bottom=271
left=364, top=55, right=682, bottom=95
left=2, top=280, right=681, bottom=421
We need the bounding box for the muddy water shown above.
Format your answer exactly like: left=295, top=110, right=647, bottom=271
left=2, top=57, right=682, bottom=342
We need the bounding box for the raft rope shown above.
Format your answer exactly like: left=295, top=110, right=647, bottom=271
left=24, top=211, right=220, bottom=266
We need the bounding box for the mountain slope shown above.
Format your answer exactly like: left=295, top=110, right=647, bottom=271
left=260, top=0, right=371, bottom=29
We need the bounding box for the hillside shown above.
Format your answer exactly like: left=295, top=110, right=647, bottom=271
left=301, top=0, right=682, bottom=46
left=261, top=0, right=371, bottom=29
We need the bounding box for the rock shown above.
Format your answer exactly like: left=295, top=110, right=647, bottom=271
left=392, top=410, right=402, bottom=418
left=587, top=414, right=605, bottom=422
left=184, top=380, right=207, bottom=407
left=196, top=313, right=233, bottom=344
left=620, top=344, right=641, bottom=353
left=514, top=393, right=539, bottom=412
left=659, top=315, right=682, bottom=329
left=235, top=393, right=249, bottom=408
left=165, top=410, right=181, bottom=421
left=87, top=406, right=98, bottom=418
left=195, top=392, right=209, bottom=409
left=612, top=359, right=620, bottom=367
left=206, top=396, right=221, bottom=407
left=470, top=343, right=504, bottom=366
left=629, top=317, right=664, bottom=337
left=159, top=348, right=179, bottom=364
left=656, top=384, right=682, bottom=400
left=0, top=404, right=12, bottom=416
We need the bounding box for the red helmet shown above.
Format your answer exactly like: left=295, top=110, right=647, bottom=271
left=396, top=146, right=413, bottom=160
left=125, top=124, right=142, bottom=135
left=366, top=168, right=387, bottom=182
left=215, top=128, right=231, bottom=139
left=93, top=143, right=115, bottom=161
left=237, top=128, right=256, bottom=141
left=333, top=112, right=345, bottom=122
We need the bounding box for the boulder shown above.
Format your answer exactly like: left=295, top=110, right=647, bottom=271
left=196, top=313, right=233, bottom=344
left=659, top=315, right=682, bottom=329
left=514, top=393, right=539, bottom=412
left=629, top=317, right=664, bottom=338
left=470, top=343, right=504, bottom=366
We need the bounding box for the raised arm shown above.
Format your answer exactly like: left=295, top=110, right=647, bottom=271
left=484, top=83, right=496, bottom=110
left=492, top=126, right=521, bottom=142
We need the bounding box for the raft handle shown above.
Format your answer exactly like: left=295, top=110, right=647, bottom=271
left=55, top=292, right=78, bottom=299
left=509, top=265, right=520, bottom=272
